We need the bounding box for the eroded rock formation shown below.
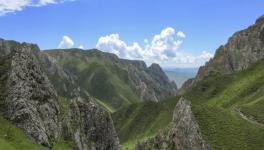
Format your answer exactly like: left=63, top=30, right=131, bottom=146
left=0, top=39, right=121, bottom=150
left=136, top=98, right=209, bottom=150
left=0, top=39, right=60, bottom=147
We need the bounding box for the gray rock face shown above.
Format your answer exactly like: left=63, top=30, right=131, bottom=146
left=147, top=63, right=178, bottom=99
left=0, top=39, right=121, bottom=149
left=181, top=15, right=264, bottom=91
left=62, top=97, right=120, bottom=150
left=136, top=98, right=209, bottom=150
left=126, top=61, right=177, bottom=102
left=40, top=53, right=80, bottom=98
left=0, top=39, right=60, bottom=147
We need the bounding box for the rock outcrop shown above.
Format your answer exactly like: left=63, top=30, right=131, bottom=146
left=181, top=15, right=264, bottom=91
left=0, top=39, right=121, bottom=149
left=127, top=62, right=178, bottom=102
left=136, top=98, right=209, bottom=150
left=40, top=53, right=80, bottom=98
left=121, top=59, right=178, bottom=102
left=62, top=97, right=120, bottom=150
left=0, top=39, right=60, bottom=147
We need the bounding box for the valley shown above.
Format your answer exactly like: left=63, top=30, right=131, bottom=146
left=0, top=4, right=264, bottom=150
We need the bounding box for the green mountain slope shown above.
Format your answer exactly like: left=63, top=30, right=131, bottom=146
left=113, top=59, right=264, bottom=150
left=112, top=96, right=179, bottom=149
left=42, top=49, right=177, bottom=112
left=0, top=116, right=47, bottom=150
left=43, top=49, right=140, bottom=111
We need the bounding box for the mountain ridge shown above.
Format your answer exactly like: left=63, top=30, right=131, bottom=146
left=181, top=15, right=264, bottom=92
left=42, top=48, right=177, bottom=110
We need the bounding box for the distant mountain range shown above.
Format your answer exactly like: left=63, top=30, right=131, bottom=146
left=164, top=68, right=198, bottom=88
left=163, top=67, right=198, bottom=73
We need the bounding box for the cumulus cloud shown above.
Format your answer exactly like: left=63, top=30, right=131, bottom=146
left=172, top=51, right=213, bottom=65
left=96, top=34, right=144, bottom=59
left=0, top=0, right=73, bottom=16
left=177, top=31, right=186, bottom=38
left=58, top=35, right=74, bottom=49
left=96, top=27, right=213, bottom=67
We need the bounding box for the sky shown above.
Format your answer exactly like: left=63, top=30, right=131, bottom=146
left=0, top=0, right=264, bottom=68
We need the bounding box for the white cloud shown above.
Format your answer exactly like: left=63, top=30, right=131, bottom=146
left=96, top=34, right=145, bottom=59
left=0, top=0, right=74, bottom=16
left=78, top=45, right=84, bottom=49
left=177, top=31, right=186, bottom=38
left=38, top=0, right=56, bottom=5
left=58, top=35, right=74, bottom=49
left=96, top=27, right=213, bottom=67
left=171, top=51, right=213, bottom=65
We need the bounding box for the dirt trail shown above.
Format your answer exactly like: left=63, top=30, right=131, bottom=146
left=233, top=108, right=264, bottom=129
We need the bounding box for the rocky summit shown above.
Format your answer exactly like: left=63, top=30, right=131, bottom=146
left=181, top=15, right=264, bottom=91
left=135, top=98, right=209, bottom=150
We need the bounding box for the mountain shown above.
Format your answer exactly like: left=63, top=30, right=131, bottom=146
left=114, top=58, right=264, bottom=149
left=2, top=14, right=264, bottom=150
left=112, top=15, right=264, bottom=150
left=181, top=15, right=264, bottom=91
left=0, top=38, right=178, bottom=150
left=0, top=39, right=120, bottom=150
left=42, top=49, right=177, bottom=111
left=165, top=68, right=198, bottom=87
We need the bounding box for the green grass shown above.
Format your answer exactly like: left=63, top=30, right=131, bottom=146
left=112, top=96, right=179, bottom=149
left=96, top=98, right=116, bottom=113
left=0, top=96, right=75, bottom=150
left=193, top=105, right=264, bottom=150
left=113, top=59, right=264, bottom=150
left=52, top=140, right=74, bottom=150
left=58, top=96, right=71, bottom=116
left=43, top=49, right=140, bottom=111
left=0, top=139, right=16, bottom=150
left=240, top=98, right=264, bottom=124
left=0, top=116, right=47, bottom=150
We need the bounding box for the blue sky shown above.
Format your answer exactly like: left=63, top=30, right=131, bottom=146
left=0, top=0, right=264, bottom=67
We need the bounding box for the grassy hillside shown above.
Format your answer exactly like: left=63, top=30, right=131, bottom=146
left=113, top=59, right=264, bottom=150
left=112, top=96, right=179, bottom=149
left=0, top=116, right=74, bottom=150
left=0, top=116, right=47, bottom=150
left=43, top=49, right=139, bottom=112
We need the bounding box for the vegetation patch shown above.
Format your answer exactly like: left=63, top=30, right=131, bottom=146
left=0, top=116, right=47, bottom=150
left=113, top=59, right=264, bottom=150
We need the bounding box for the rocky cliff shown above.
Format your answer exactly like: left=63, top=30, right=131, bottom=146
left=126, top=61, right=177, bottom=102
left=0, top=39, right=60, bottom=147
left=62, top=97, right=120, bottom=150
left=0, top=39, right=120, bottom=149
left=135, top=98, right=209, bottom=150
left=181, top=15, right=264, bottom=91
